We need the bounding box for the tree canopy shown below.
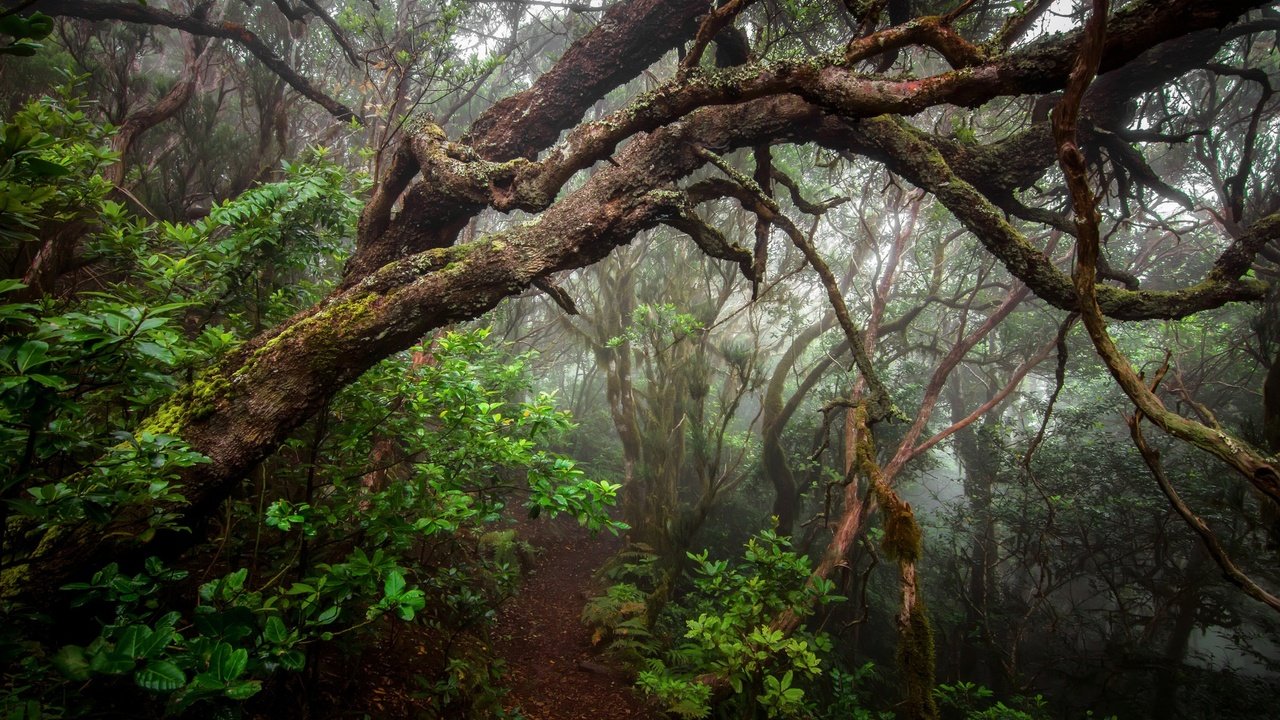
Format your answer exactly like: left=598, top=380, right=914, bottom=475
left=1, top=0, right=1279, bottom=717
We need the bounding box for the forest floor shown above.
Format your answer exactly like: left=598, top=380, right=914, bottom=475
left=492, top=515, right=660, bottom=720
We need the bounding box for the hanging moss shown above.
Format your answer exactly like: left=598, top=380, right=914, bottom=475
left=881, top=501, right=922, bottom=564
left=897, top=599, right=939, bottom=720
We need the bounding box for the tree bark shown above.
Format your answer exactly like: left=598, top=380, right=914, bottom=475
left=762, top=317, right=833, bottom=536
left=4, top=0, right=1276, bottom=609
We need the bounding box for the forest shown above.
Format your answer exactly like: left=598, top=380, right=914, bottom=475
left=0, top=0, right=1278, bottom=717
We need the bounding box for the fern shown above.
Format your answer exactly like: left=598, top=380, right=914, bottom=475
left=581, top=580, right=665, bottom=666
left=582, top=583, right=643, bottom=626
left=597, top=543, right=662, bottom=585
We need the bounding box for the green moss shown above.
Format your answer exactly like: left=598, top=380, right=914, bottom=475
left=139, top=368, right=232, bottom=436
left=897, top=600, right=939, bottom=720
left=646, top=188, right=685, bottom=206
left=0, top=547, right=37, bottom=600
left=407, top=247, right=455, bottom=274
left=410, top=118, right=447, bottom=143
left=235, top=292, right=381, bottom=379
left=881, top=503, right=923, bottom=563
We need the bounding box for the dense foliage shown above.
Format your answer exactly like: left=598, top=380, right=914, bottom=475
left=0, top=94, right=620, bottom=717
left=2, top=0, right=1279, bottom=718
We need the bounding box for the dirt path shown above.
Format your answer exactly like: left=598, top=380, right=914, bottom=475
left=492, top=516, right=659, bottom=720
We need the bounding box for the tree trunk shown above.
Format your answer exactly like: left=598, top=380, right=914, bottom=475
left=1262, top=348, right=1280, bottom=550
left=4, top=0, right=1273, bottom=612
left=762, top=318, right=834, bottom=535
left=947, top=378, right=1005, bottom=691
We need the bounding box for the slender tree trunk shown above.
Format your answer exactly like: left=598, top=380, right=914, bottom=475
left=1262, top=349, right=1280, bottom=551
left=762, top=318, right=833, bottom=535
left=947, top=378, right=1005, bottom=691
left=1150, top=551, right=1209, bottom=719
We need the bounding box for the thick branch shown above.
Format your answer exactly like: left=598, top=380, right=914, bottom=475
left=0, top=96, right=828, bottom=602
left=350, top=0, right=1271, bottom=280
left=347, top=0, right=711, bottom=277
left=1130, top=411, right=1280, bottom=614
left=1056, top=0, right=1280, bottom=506
left=27, top=0, right=360, bottom=122
left=849, top=115, right=1274, bottom=320
left=104, top=33, right=209, bottom=186
left=844, top=13, right=986, bottom=69
left=680, top=0, right=749, bottom=74
left=462, top=0, right=710, bottom=160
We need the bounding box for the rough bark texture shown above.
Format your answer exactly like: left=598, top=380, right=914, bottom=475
left=4, top=0, right=1277, bottom=623
left=342, top=0, right=715, bottom=280
left=463, top=0, right=711, bottom=161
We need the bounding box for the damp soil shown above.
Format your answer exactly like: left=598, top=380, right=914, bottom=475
left=492, top=515, right=661, bottom=720
left=312, top=514, right=660, bottom=719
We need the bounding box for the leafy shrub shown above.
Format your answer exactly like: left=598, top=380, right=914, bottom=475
left=934, top=681, right=1054, bottom=720
left=0, top=92, right=621, bottom=717
left=631, top=530, right=844, bottom=719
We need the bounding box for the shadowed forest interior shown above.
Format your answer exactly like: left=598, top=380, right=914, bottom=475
left=1, top=0, right=1279, bottom=718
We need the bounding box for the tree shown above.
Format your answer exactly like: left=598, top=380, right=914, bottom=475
left=3, top=0, right=1279, bottom=704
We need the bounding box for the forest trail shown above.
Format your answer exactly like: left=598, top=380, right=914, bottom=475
left=493, top=516, right=658, bottom=720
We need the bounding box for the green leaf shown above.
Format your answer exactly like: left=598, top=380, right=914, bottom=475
left=52, top=645, right=91, bottom=681
left=25, top=373, right=67, bottom=389
left=188, top=671, right=224, bottom=692
left=210, top=643, right=247, bottom=683
left=135, top=623, right=174, bottom=659
left=135, top=661, right=185, bottom=692
left=0, top=42, right=40, bottom=57
left=15, top=340, right=50, bottom=372
left=114, top=625, right=149, bottom=659
left=313, top=605, right=340, bottom=625
left=88, top=649, right=135, bottom=675
left=25, top=157, right=69, bottom=177
left=283, top=582, right=316, bottom=595
left=263, top=616, right=288, bottom=644
left=223, top=679, right=262, bottom=700
left=0, top=14, right=26, bottom=36
left=134, top=341, right=175, bottom=364
left=26, top=13, right=54, bottom=37
left=278, top=649, right=306, bottom=671
left=383, top=569, right=406, bottom=597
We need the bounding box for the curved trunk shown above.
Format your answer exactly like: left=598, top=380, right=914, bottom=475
left=104, top=35, right=208, bottom=187
left=762, top=317, right=834, bottom=535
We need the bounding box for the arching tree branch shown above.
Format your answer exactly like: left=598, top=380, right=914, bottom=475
left=23, top=0, right=360, bottom=121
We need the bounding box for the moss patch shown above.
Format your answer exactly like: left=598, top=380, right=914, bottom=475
left=897, top=599, right=939, bottom=720
left=881, top=502, right=923, bottom=564
left=139, top=368, right=232, bottom=436
left=235, top=292, right=381, bottom=379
